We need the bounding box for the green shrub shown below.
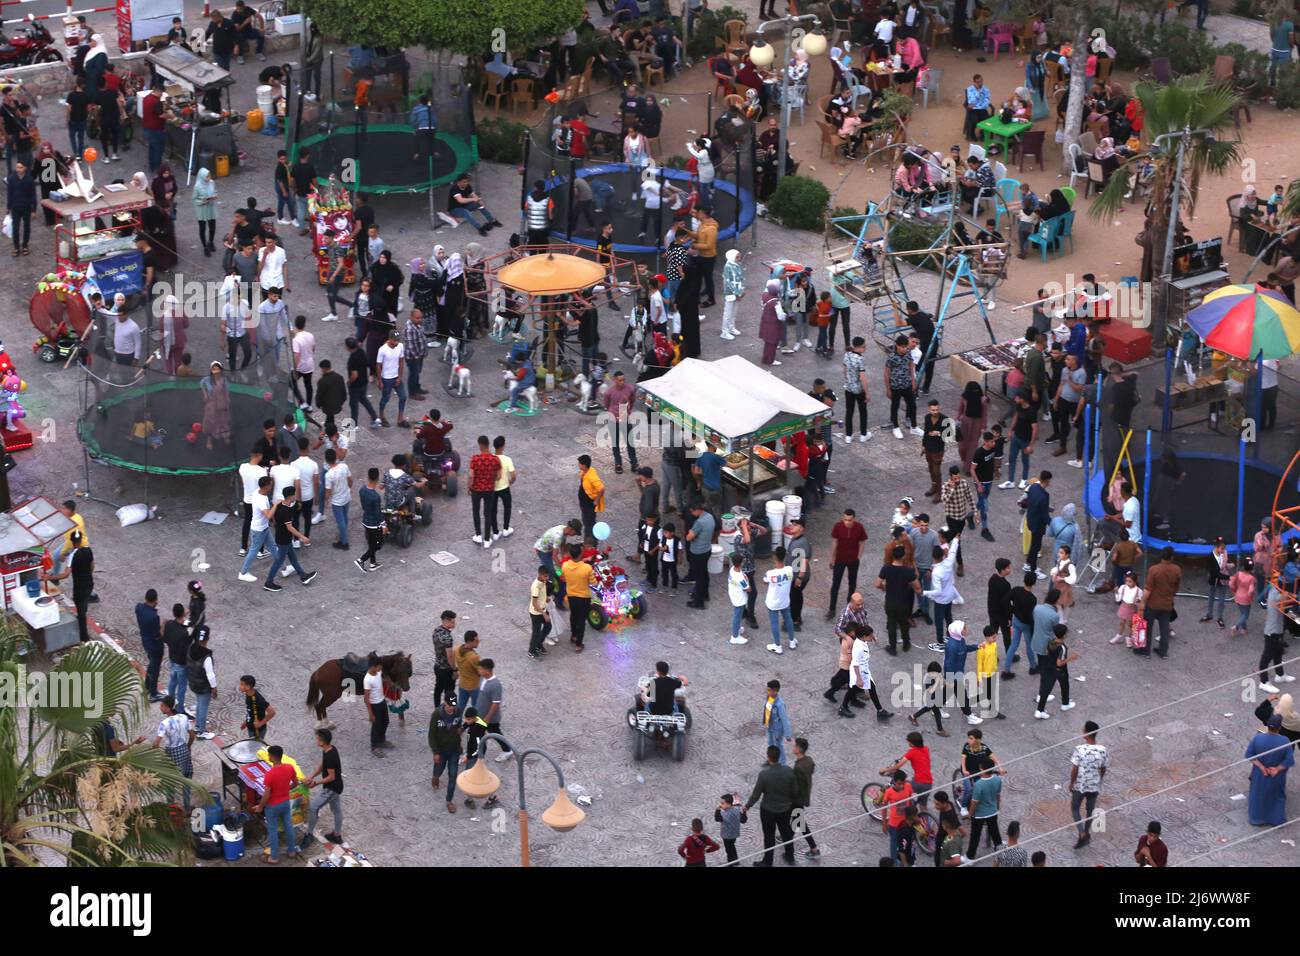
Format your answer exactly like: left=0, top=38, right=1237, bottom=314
left=1090, top=12, right=1147, bottom=71
left=767, top=175, right=831, bottom=231
left=1214, top=42, right=1272, bottom=97
left=685, top=6, right=747, bottom=60
left=1274, top=61, right=1300, bottom=110
left=1145, top=23, right=1218, bottom=76
left=664, top=154, right=690, bottom=169
left=475, top=116, right=528, bottom=164
left=888, top=216, right=947, bottom=271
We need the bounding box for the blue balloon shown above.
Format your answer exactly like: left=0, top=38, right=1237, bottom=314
left=592, top=522, right=611, bottom=541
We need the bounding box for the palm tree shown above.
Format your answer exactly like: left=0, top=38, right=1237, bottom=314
left=0, top=619, right=195, bottom=866
left=1088, top=77, right=1244, bottom=286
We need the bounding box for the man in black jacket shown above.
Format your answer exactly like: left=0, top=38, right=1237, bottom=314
left=745, top=745, right=800, bottom=866
left=5, top=159, right=36, bottom=256
left=314, top=359, right=347, bottom=431
left=162, top=603, right=192, bottom=712
left=205, top=11, right=238, bottom=71
left=905, top=301, right=937, bottom=393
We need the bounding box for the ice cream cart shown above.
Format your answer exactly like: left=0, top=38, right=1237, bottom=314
left=43, top=185, right=153, bottom=298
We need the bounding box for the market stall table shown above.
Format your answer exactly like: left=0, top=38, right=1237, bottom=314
left=146, top=45, right=239, bottom=180
left=949, top=338, right=1027, bottom=398
left=636, top=355, right=833, bottom=510
left=976, top=115, right=1031, bottom=156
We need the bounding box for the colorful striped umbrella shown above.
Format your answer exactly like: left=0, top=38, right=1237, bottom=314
left=1186, top=284, right=1300, bottom=360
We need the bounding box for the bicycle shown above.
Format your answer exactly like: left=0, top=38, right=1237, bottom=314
left=861, top=772, right=939, bottom=853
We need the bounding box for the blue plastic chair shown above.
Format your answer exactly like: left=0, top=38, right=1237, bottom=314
left=1058, top=210, right=1076, bottom=254
left=992, top=177, right=1022, bottom=228
left=1027, top=216, right=1063, bottom=262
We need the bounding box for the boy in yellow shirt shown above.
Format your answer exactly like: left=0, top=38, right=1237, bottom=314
left=976, top=624, right=1002, bottom=720
left=454, top=631, right=482, bottom=718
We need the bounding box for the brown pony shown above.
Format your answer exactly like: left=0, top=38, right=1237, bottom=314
left=306, top=651, right=413, bottom=729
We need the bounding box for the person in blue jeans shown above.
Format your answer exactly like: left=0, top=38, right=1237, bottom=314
left=1000, top=392, right=1037, bottom=488
left=922, top=536, right=961, bottom=646
left=256, top=745, right=298, bottom=863
left=162, top=603, right=191, bottom=712
left=323, top=449, right=350, bottom=548
left=1003, top=571, right=1040, bottom=675
left=238, top=477, right=274, bottom=580
left=763, top=680, right=792, bottom=764
left=764, top=549, right=797, bottom=653
left=263, top=488, right=318, bottom=591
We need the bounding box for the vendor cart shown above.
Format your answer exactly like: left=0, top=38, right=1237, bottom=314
left=309, top=177, right=357, bottom=286
left=636, top=355, right=833, bottom=512
left=43, top=185, right=153, bottom=298
left=0, top=497, right=79, bottom=652
left=146, top=45, right=240, bottom=181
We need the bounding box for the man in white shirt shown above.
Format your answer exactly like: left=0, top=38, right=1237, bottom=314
left=363, top=656, right=389, bottom=757
left=112, top=311, right=143, bottom=384
left=375, top=330, right=408, bottom=427
left=874, top=16, right=896, bottom=44
left=727, top=553, right=749, bottom=645
left=1261, top=358, right=1279, bottom=431
left=238, top=475, right=275, bottom=580
left=764, top=547, right=797, bottom=654
left=323, top=447, right=353, bottom=549
left=257, top=288, right=291, bottom=370
left=237, top=447, right=268, bottom=556
left=223, top=294, right=253, bottom=370
left=291, top=315, right=316, bottom=411
left=638, top=176, right=661, bottom=240
left=1121, top=482, right=1141, bottom=545
left=292, top=438, right=320, bottom=545
left=269, top=449, right=300, bottom=514
left=257, top=234, right=289, bottom=294
left=848, top=623, right=893, bottom=720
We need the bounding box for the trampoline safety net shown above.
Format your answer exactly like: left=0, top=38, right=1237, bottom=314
left=287, top=73, right=477, bottom=195
left=524, top=95, right=756, bottom=255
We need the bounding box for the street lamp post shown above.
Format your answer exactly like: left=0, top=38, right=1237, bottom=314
left=457, top=733, right=584, bottom=867
left=1154, top=125, right=1213, bottom=346
left=749, top=15, right=827, bottom=186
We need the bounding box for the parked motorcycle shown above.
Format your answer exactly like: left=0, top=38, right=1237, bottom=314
left=0, top=17, right=63, bottom=67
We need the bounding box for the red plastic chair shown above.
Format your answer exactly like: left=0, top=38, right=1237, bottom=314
left=983, top=23, right=1015, bottom=60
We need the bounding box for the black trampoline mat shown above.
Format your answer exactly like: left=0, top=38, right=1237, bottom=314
left=1133, top=457, right=1300, bottom=546
left=550, top=170, right=740, bottom=247
left=304, top=128, right=458, bottom=190
left=82, top=384, right=291, bottom=474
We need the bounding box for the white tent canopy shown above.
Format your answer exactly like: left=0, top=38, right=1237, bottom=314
left=636, top=356, right=829, bottom=443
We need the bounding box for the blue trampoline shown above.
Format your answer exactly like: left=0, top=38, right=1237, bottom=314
left=543, top=163, right=756, bottom=255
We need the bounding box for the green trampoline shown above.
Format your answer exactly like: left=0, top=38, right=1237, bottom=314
left=290, top=123, right=475, bottom=193
left=78, top=377, right=300, bottom=476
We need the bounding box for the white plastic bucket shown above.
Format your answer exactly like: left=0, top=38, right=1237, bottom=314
left=708, top=543, right=725, bottom=575
left=782, top=494, right=803, bottom=522
left=720, top=512, right=738, bottom=534
left=255, top=84, right=275, bottom=114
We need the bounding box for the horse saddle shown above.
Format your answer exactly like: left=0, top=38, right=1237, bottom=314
left=339, top=652, right=371, bottom=686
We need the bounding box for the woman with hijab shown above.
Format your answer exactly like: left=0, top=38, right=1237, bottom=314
left=759, top=278, right=784, bottom=366
left=160, top=294, right=188, bottom=374
left=192, top=167, right=218, bottom=255
left=463, top=241, right=488, bottom=337
left=368, top=249, right=403, bottom=317
left=1093, top=137, right=1119, bottom=180
left=1038, top=188, right=1070, bottom=253
left=956, top=380, right=989, bottom=474
left=200, top=361, right=232, bottom=451
left=83, top=34, right=108, bottom=98
left=676, top=255, right=702, bottom=359
left=151, top=163, right=178, bottom=220
left=441, top=253, right=467, bottom=339
left=1275, top=694, right=1300, bottom=747
left=1245, top=713, right=1294, bottom=826
left=36, top=143, right=68, bottom=226
left=720, top=248, right=745, bottom=340
left=408, top=256, right=440, bottom=336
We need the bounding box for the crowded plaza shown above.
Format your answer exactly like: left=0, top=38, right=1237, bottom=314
left=3, top=0, right=1300, bottom=883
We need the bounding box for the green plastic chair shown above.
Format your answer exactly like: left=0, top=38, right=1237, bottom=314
left=1060, top=186, right=1077, bottom=207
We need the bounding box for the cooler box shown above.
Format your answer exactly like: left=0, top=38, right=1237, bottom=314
left=1102, top=321, right=1152, bottom=363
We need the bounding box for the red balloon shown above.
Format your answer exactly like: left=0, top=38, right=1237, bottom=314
left=263, top=391, right=273, bottom=402
left=191, top=421, right=203, bottom=433
left=185, top=431, right=198, bottom=444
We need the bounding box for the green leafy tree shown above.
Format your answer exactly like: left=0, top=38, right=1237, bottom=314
left=299, top=0, right=585, bottom=60
left=1089, top=77, right=1243, bottom=284
left=1, top=623, right=194, bottom=866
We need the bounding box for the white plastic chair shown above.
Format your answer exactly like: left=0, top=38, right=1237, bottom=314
left=1067, top=143, right=1087, bottom=192
left=967, top=142, right=985, bottom=162
left=788, top=81, right=808, bottom=124
left=916, top=66, right=943, bottom=107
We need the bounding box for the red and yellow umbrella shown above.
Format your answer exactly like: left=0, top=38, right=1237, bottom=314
left=1186, top=284, right=1300, bottom=360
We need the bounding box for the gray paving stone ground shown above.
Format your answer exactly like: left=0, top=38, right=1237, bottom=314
left=10, top=6, right=1300, bottom=867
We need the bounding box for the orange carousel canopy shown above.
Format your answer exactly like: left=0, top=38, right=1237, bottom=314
left=496, top=252, right=608, bottom=296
